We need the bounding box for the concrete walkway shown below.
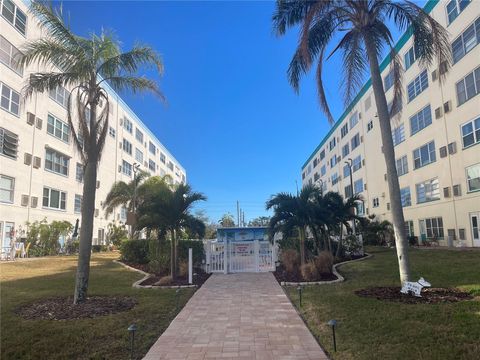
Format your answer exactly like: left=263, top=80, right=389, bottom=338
left=144, top=273, right=328, bottom=360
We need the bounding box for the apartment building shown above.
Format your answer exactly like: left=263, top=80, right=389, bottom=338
left=0, top=0, right=186, bottom=248
left=301, top=0, right=480, bottom=247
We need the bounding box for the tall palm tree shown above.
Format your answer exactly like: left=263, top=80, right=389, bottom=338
left=272, top=0, right=450, bottom=284
left=138, top=183, right=206, bottom=280
left=266, top=184, right=320, bottom=265
left=20, top=2, right=165, bottom=303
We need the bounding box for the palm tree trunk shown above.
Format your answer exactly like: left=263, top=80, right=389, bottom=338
left=299, top=227, right=306, bottom=266
left=170, top=228, right=176, bottom=280
left=174, top=227, right=179, bottom=278
left=364, top=34, right=411, bottom=284
left=310, top=226, right=320, bottom=255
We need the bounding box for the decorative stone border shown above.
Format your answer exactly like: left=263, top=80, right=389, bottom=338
left=113, top=260, right=197, bottom=289
left=281, top=252, right=373, bottom=286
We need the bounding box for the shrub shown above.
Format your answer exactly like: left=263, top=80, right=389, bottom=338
left=156, top=276, right=173, bottom=286
left=179, top=261, right=188, bottom=277
left=408, top=236, right=418, bottom=246
left=314, top=251, right=334, bottom=275
left=92, top=245, right=108, bottom=253
left=280, top=249, right=300, bottom=274
left=301, top=262, right=318, bottom=281
left=26, top=219, right=73, bottom=256
left=177, top=240, right=205, bottom=266
left=343, top=234, right=362, bottom=255
left=106, top=223, right=129, bottom=247
left=120, top=239, right=150, bottom=264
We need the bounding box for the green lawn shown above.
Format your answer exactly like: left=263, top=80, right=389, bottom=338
left=286, top=247, right=480, bottom=360
left=0, top=253, right=194, bottom=359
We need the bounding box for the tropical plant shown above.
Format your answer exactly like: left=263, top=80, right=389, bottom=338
left=272, top=0, right=450, bottom=284
left=266, top=184, right=321, bottom=266
left=248, top=216, right=271, bottom=227
left=25, top=219, right=73, bottom=256
left=106, top=223, right=129, bottom=247
left=21, top=2, right=165, bottom=303
left=137, top=183, right=206, bottom=280
left=218, top=213, right=236, bottom=228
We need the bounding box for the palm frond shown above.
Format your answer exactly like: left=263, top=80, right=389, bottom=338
left=102, top=76, right=165, bottom=102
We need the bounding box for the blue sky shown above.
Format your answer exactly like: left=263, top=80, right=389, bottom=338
left=59, top=1, right=402, bottom=224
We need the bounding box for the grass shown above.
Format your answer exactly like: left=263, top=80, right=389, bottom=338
left=286, top=247, right=480, bottom=360
left=0, top=253, right=194, bottom=359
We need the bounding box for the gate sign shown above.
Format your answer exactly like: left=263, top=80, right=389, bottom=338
left=235, top=244, right=251, bottom=254
left=217, top=227, right=268, bottom=242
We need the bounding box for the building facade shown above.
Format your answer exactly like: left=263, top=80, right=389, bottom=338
left=301, top=0, right=480, bottom=247
left=0, top=0, right=186, bottom=248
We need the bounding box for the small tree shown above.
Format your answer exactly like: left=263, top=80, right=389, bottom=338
left=218, top=213, right=236, bottom=228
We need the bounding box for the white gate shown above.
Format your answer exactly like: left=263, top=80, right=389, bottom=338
left=205, top=240, right=276, bottom=273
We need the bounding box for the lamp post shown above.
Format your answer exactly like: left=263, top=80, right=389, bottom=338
left=327, top=319, right=337, bottom=352
left=297, top=285, right=303, bottom=307
left=127, top=324, right=137, bottom=360
left=344, top=158, right=356, bottom=235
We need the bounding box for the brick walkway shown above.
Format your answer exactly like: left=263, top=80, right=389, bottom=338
left=143, top=273, right=328, bottom=359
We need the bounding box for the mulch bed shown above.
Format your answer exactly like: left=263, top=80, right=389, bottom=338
left=139, top=269, right=211, bottom=287
left=273, top=265, right=337, bottom=283
left=355, top=286, right=474, bottom=304
left=16, top=296, right=137, bottom=320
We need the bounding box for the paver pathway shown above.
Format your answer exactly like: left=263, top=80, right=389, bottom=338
left=144, top=272, right=328, bottom=359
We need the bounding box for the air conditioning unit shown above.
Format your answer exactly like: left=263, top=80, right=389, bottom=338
left=384, top=174, right=387, bottom=181
left=364, top=183, right=367, bottom=190
left=448, top=142, right=457, bottom=155
left=443, top=101, right=452, bottom=113
left=431, top=69, right=438, bottom=82
left=118, top=165, right=122, bottom=173
left=31, top=196, right=38, bottom=208
left=453, top=184, right=461, bottom=197
left=96, top=180, right=100, bottom=189
left=443, top=187, right=451, bottom=198
left=382, top=192, right=386, bottom=197
left=95, top=209, right=99, bottom=217
left=21, top=195, right=29, bottom=206
left=362, top=159, right=365, bottom=166
left=33, top=156, right=41, bottom=169
left=36, top=118, right=42, bottom=129
left=119, top=141, right=122, bottom=148
left=27, top=112, right=35, bottom=125
left=360, top=135, right=364, bottom=143
left=358, top=112, right=362, bottom=119
left=24, top=153, right=32, bottom=165
left=439, top=146, right=447, bottom=158
left=120, top=118, right=123, bottom=126
left=435, top=107, right=443, bottom=119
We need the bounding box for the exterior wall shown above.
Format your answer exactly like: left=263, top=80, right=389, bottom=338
left=0, top=0, right=186, bottom=247
left=301, top=0, right=480, bottom=247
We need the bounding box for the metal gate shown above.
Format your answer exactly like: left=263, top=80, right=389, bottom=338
left=205, top=240, right=276, bottom=273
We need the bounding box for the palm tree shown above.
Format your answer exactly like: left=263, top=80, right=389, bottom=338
left=219, top=213, right=236, bottom=227
left=272, top=0, right=450, bottom=284
left=20, top=2, right=165, bottom=304
left=138, top=183, right=206, bottom=280
left=266, top=184, right=320, bottom=266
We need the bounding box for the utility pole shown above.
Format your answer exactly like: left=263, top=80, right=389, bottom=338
left=237, top=201, right=240, bottom=227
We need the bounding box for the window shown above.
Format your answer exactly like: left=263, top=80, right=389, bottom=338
left=461, top=116, right=480, bottom=148
left=167, top=161, right=174, bottom=171
left=330, top=156, right=338, bottom=167
left=160, top=152, right=166, bottom=164
left=341, top=123, right=348, bottom=138
left=392, top=124, right=405, bottom=146
left=302, top=172, right=305, bottom=180
left=149, top=141, right=156, bottom=155
left=122, top=160, right=132, bottom=177
left=422, top=217, right=444, bottom=239
left=466, top=163, right=480, bottom=192
left=344, top=185, right=352, bottom=198
left=307, top=164, right=312, bottom=175
left=367, top=120, right=373, bottom=132
left=400, top=187, right=411, bottom=207
left=456, top=66, right=480, bottom=106
left=352, top=155, right=362, bottom=172
left=320, top=165, right=326, bottom=176
left=446, top=0, right=470, bottom=24
left=123, top=117, right=132, bottom=133
left=331, top=173, right=339, bottom=185
left=120, top=206, right=127, bottom=221
left=373, top=197, right=379, bottom=208
left=452, top=18, right=480, bottom=63
left=0, top=82, right=20, bottom=115
left=47, top=114, right=70, bottom=143
left=416, top=178, right=440, bottom=203
left=0, top=127, right=18, bottom=159
left=349, top=112, right=359, bottom=129
left=342, top=144, right=350, bottom=157
left=407, top=70, right=428, bottom=102
left=351, top=133, right=360, bottom=150
left=329, top=137, right=336, bottom=150
left=365, top=96, right=371, bottom=111
left=388, top=100, right=402, bottom=118
left=413, top=141, right=436, bottom=169
left=42, top=187, right=66, bottom=210
left=149, top=159, right=156, bottom=172
left=319, top=149, right=325, bottom=160
left=135, top=148, right=143, bottom=163
left=109, top=126, right=116, bottom=138
left=122, top=138, right=132, bottom=155
left=405, top=221, right=414, bottom=237
left=354, top=179, right=363, bottom=194
left=49, top=85, right=69, bottom=108
left=404, top=44, right=420, bottom=70
left=0, top=35, right=23, bottom=75
left=1, top=0, right=27, bottom=35
left=396, top=155, right=408, bottom=176
left=343, top=163, right=350, bottom=178
left=75, top=163, right=83, bottom=182
left=74, top=194, right=82, bottom=213
left=135, top=128, right=144, bottom=143
left=383, top=70, right=394, bottom=91
left=313, top=158, right=318, bottom=168
left=410, top=105, right=432, bottom=135
left=45, top=148, right=69, bottom=176
left=0, top=174, right=14, bottom=203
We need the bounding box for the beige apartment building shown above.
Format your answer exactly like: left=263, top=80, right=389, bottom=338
left=301, top=0, right=480, bottom=247
left=0, top=0, right=186, bottom=248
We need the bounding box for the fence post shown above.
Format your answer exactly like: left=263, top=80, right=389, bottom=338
left=205, top=240, right=211, bottom=273
left=223, top=241, right=228, bottom=274
left=254, top=240, right=260, bottom=272
left=188, top=248, right=193, bottom=284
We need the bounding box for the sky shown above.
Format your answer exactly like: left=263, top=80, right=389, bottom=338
left=58, top=0, right=402, bottom=224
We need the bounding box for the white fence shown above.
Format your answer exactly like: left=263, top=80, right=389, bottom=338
left=205, top=239, right=276, bottom=273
